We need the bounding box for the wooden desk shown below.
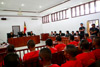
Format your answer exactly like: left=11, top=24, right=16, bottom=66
left=8, top=36, right=40, bottom=47
left=41, top=33, right=49, bottom=41
left=0, top=47, right=7, bottom=53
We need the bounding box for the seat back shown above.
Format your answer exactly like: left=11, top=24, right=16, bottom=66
left=22, top=57, right=43, bottom=67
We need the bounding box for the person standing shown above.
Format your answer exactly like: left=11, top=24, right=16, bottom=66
left=90, top=24, right=98, bottom=39
left=79, top=23, right=85, bottom=39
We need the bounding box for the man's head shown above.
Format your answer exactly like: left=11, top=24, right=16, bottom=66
left=7, top=45, right=15, bottom=53
left=31, top=31, right=33, bottom=33
left=56, top=36, right=62, bottom=41
left=84, top=33, right=89, bottom=39
left=66, top=31, right=69, bottom=34
left=10, top=32, right=13, bottom=35
left=39, top=48, right=52, bottom=63
left=4, top=53, right=20, bottom=67
left=64, top=45, right=77, bottom=60
left=59, top=30, right=62, bottom=34
left=27, top=40, right=35, bottom=51
left=54, top=31, right=56, bottom=33
left=46, top=39, right=53, bottom=47
left=80, top=39, right=89, bottom=50
left=80, top=23, right=83, bottom=27
left=93, top=37, right=100, bottom=48
left=72, top=31, right=74, bottom=34
left=92, top=24, right=95, bottom=28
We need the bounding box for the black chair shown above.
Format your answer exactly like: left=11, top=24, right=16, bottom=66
left=7, top=33, right=11, bottom=38
left=18, top=32, right=22, bottom=37
left=27, top=32, right=31, bottom=36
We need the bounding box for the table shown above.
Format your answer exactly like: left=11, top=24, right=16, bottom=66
left=8, top=35, right=40, bottom=47
left=41, top=33, right=49, bottom=41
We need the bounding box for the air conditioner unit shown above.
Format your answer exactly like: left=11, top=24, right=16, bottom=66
left=1, top=18, right=7, bottom=20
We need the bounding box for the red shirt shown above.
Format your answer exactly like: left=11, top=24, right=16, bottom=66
left=68, top=41, right=79, bottom=47
left=87, top=39, right=92, bottom=43
left=92, top=49, right=100, bottom=60
left=76, top=52, right=95, bottom=67
left=50, top=48, right=57, bottom=54
left=55, top=44, right=66, bottom=52
left=23, top=50, right=39, bottom=61
left=61, top=60, right=83, bottom=67
left=49, top=64, right=60, bottom=67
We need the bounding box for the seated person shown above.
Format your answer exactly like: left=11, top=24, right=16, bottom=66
left=7, top=32, right=14, bottom=38
left=0, top=45, right=15, bottom=66
left=58, top=30, right=65, bottom=36
left=54, top=31, right=58, bottom=37
left=23, top=40, right=39, bottom=61
left=46, top=39, right=57, bottom=53
left=50, top=31, right=54, bottom=36
left=4, top=53, right=20, bottom=67
left=39, top=48, right=60, bottom=67
left=71, top=31, right=75, bottom=36
left=68, top=37, right=79, bottom=47
left=92, top=37, right=100, bottom=60
left=21, top=31, right=26, bottom=37
left=6, top=45, right=15, bottom=53
left=61, top=45, right=83, bottom=67
left=27, top=31, right=35, bottom=36
left=84, top=33, right=92, bottom=43
left=76, top=39, right=95, bottom=67
left=65, top=31, right=70, bottom=37
left=55, top=36, right=66, bottom=51
left=75, top=31, right=80, bottom=36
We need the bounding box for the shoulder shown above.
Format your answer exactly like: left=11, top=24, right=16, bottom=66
left=50, top=64, right=60, bottom=67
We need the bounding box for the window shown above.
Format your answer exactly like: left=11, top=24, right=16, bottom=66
left=76, top=6, right=80, bottom=16
left=90, top=2, right=95, bottom=13
left=96, top=0, right=100, bottom=12
left=72, top=8, right=75, bottom=17
left=85, top=3, right=89, bottom=14
left=80, top=5, right=84, bottom=15
left=42, top=15, right=50, bottom=23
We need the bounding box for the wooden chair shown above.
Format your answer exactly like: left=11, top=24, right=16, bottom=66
left=22, top=57, right=43, bottom=67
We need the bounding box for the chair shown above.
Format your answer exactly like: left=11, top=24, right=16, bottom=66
left=22, top=57, right=43, bottom=67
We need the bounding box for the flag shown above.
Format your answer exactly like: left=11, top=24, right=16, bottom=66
left=24, top=22, right=26, bottom=33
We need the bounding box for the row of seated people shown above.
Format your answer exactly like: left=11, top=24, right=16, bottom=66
left=1, top=35, right=100, bottom=67
left=7, top=31, right=35, bottom=38
left=50, top=30, right=82, bottom=38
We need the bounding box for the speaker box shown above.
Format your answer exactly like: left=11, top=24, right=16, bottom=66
left=1, top=18, right=7, bottom=20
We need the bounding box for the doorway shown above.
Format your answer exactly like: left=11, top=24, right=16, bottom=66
left=87, top=19, right=99, bottom=36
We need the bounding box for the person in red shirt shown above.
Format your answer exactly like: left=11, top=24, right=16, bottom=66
left=23, top=40, right=39, bottom=61
left=92, top=37, right=100, bottom=60
left=46, top=39, right=57, bottom=53
left=76, top=39, right=95, bottom=67
left=84, top=33, right=92, bottom=43
left=61, top=45, right=83, bottom=67
left=39, top=48, right=60, bottom=67
left=68, top=35, right=79, bottom=47
left=55, top=36, right=66, bottom=51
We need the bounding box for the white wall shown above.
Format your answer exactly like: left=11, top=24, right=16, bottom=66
left=0, top=17, right=42, bottom=43
left=42, top=13, right=100, bottom=34
left=40, top=0, right=100, bottom=34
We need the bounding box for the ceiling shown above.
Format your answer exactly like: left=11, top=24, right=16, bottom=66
left=0, top=0, right=70, bottom=13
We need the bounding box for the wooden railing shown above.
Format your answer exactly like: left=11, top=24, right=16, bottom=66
left=0, top=45, right=46, bottom=65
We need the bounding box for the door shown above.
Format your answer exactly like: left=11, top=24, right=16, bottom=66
left=87, top=19, right=99, bottom=36
left=12, top=26, right=20, bottom=36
